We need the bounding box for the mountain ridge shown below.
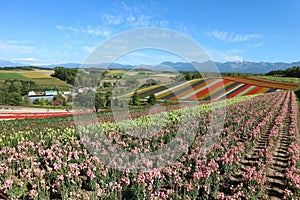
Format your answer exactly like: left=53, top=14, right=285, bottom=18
left=1, top=60, right=300, bottom=74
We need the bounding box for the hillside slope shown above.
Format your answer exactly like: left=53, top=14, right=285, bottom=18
left=131, top=77, right=299, bottom=101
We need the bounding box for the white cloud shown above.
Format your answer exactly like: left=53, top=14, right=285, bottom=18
left=12, top=57, right=36, bottom=62
left=223, top=55, right=244, bottom=62
left=101, top=14, right=123, bottom=25
left=82, top=45, right=96, bottom=53
left=0, top=39, right=34, bottom=53
left=11, top=57, right=69, bottom=65
left=99, top=2, right=169, bottom=29
left=116, top=50, right=185, bottom=65
left=206, top=49, right=244, bottom=62
left=100, top=13, right=154, bottom=28
left=55, top=25, right=111, bottom=37
left=227, top=49, right=244, bottom=54
left=55, top=25, right=79, bottom=33
left=246, top=42, right=264, bottom=48
left=206, top=30, right=261, bottom=42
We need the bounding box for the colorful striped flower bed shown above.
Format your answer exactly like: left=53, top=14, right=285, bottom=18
left=133, top=77, right=298, bottom=101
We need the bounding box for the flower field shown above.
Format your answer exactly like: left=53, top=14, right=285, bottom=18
left=132, top=77, right=299, bottom=101
left=0, top=111, right=92, bottom=120
left=0, top=91, right=299, bottom=199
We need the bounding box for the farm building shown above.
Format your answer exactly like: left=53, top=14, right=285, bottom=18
left=28, top=91, right=36, bottom=96
left=27, top=90, right=58, bottom=102
left=44, top=90, right=57, bottom=96
left=29, top=95, right=54, bottom=102
left=62, top=91, right=72, bottom=95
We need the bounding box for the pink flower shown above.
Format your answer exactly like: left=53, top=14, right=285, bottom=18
left=118, top=177, right=130, bottom=185
left=1, top=179, right=14, bottom=192
left=29, top=189, right=38, bottom=198
left=87, top=169, right=96, bottom=179
left=217, top=192, right=225, bottom=199
left=193, top=171, right=202, bottom=180
left=185, top=183, right=193, bottom=191
left=53, top=163, right=61, bottom=171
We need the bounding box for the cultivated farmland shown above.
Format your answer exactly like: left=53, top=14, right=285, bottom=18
left=0, top=90, right=299, bottom=199
left=128, top=77, right=299, bottom=101
left=0, top=69, right=71, bottom=89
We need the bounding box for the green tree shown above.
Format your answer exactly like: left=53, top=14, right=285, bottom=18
left=74, top=90, right=95, bottom=108
left=22, top=95, right=32, bottom=106
left=131, top=91, right=141, bottom=106
left=147, top=93, right=156, bottom=105
left=40, top=98, right=47, bottom=106
left=32, top=99, right=40, bottom=105
left=95, top=92, right=105, bottom=112
left=112, top=98, right=119, bottom=107
left=125, top=79, right=140, bottom=88
left=51, top=98, right=62, bottom=106
left=103, top=82, right=112, bottom=88
left=52, top=67, right=78, bottom=85
left=105, top=91, right=112, bottom=107
left=6, top=92, right=22, bottom=106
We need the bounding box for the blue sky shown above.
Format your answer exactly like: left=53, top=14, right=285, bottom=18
left=0, top=0, right=300, bottom=65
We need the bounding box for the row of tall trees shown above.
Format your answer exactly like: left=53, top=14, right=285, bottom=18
left=31, top=94, right=69, bottom=107
left=266, top=66, right=300, bottom=78
left=73, top=90, right=112, bottom=111
left=130, top=91, right=156, bottom=106
left=51, top=67, right=78, bottom=85
left=0, top=80, right=36, bottom=106
left=73, top=90, right=157, bottom=110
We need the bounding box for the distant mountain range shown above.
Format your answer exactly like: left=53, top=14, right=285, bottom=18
left=1, top=60, right=300, bottom=74
left=0, top=60, right=24, bottom=67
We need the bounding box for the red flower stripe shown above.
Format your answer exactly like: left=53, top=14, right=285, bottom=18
left=226, top=84, right=252, bottom=99
left=243, top=86, right=264, bottom=96
left=175, top=78, right=217, bottom=100
left=195, top=79, right=231, bottom=101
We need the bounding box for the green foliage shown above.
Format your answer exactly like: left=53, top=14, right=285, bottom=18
left=0, top=73, right=26, bottom=79
left=105, top=91, right=112, bottom=107
left=95, top=92, right=105, bottom=111
left=147, top=93, right=156, bottom=105
left=73, top=90, right=95, bottom=108
left=124, top=79, right=140, bottom=88
left=51, top=67, right=78, bottom=85
left=0, top=66, right=52, bottom=71
left=103, top=82, right=112, bottom=87
left=254, top=75, right=300, bottom=84
left=32, top=98, right=51, bottom=106
left=295, top=89, right=300, bottom=101
left=0, top=81, right=31, bottom=105
left=174, top=71, right=230, bottom=81
left=22, top=95, right=32, bottom=106
left=93, top=91, right=113, bottom=111
left=32, top=98, right=40, bottom=105
left=3, top=79, right=36, bottom=95
left=131, top=91, right=141, bottom=106
left=266, top=66, right=300, bottom=78
left=4, top=92, right=22, bottom=106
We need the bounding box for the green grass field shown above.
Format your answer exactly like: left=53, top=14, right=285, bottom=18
left=0, top=70, right=72, bottom=89
left=20, top=71, right=52, bottom=78
left=254, top=75, right=300, bottom=84
left=0, top=72, right=26, bottom=79
left=32, top=78, right=72, bottom=87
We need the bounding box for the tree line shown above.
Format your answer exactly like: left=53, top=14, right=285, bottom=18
left=0, top=80, right=36, bottom=106
left=0, top=79, right=71, bottom=107
left=0, top=66, right=52, bottom=71
left=265, top=66, right=300, bottom=78
left=51, top=67, right=78, bottom=85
